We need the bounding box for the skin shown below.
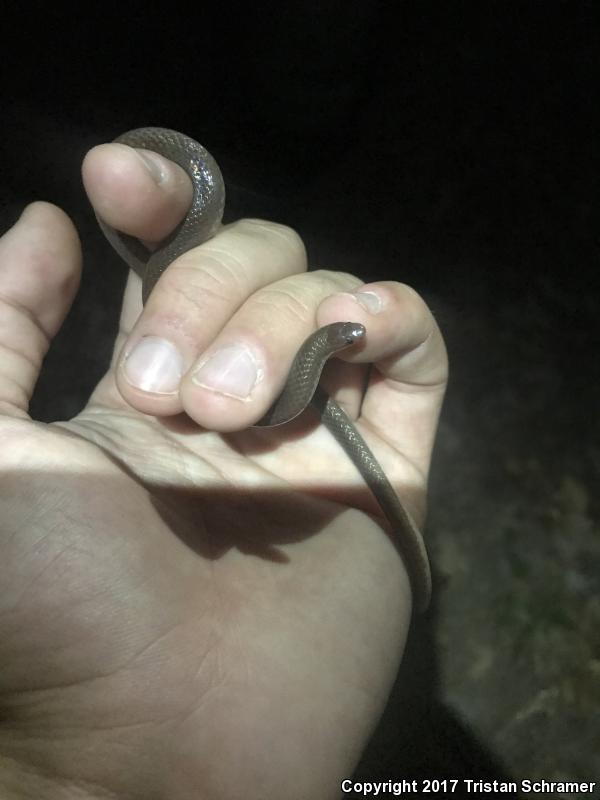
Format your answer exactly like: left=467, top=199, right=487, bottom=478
left=0, top=142, right=448, bottom=799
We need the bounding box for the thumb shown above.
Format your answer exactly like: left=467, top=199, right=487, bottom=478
left=0, top=202, right=81, bottom=418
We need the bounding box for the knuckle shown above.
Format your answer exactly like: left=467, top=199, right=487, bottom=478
left=310, top=268, right=362, bottom=290
left=158, top=261, right=233, bottom=312
left=250, top=284, right=312, bottom=325
left=237, top=218, right=306, bottom=261
left=182, top=248, right=248, bottom=289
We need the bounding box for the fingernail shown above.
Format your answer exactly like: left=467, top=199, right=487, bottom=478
left=353, top=290, right=382, bottom=314
left=192, top=344, right=260, bottom=400
left=123, top=336, right=184, bottom=393
left=136, top=150, right=166, bottom=185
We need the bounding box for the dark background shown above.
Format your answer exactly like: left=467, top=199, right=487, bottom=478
left=2, top=2, right=598, bottom=794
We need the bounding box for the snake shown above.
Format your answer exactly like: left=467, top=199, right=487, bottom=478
left=96, top=127, right=432, bottom=613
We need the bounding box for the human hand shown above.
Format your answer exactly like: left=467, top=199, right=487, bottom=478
left=0, top=139, right=447, bottom=799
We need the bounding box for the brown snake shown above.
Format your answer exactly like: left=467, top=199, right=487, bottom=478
left=97, top=127, right=432, bottom=613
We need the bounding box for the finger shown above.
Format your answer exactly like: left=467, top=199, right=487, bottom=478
left=106, top=219, right=308, bottom=417
left=82, top=142, right=194, bottom=248
left=316, top=281, right=448, bottom=477
left=82, top=139, right=199, bottom=409
left=180, top=268, right=363, bottom=431
left=0, top=202, right=81, bottom=418
left=82, top=141, right=195, bottom=358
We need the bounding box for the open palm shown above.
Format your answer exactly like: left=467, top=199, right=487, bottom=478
left=0, top=141, right=447, bottom=800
